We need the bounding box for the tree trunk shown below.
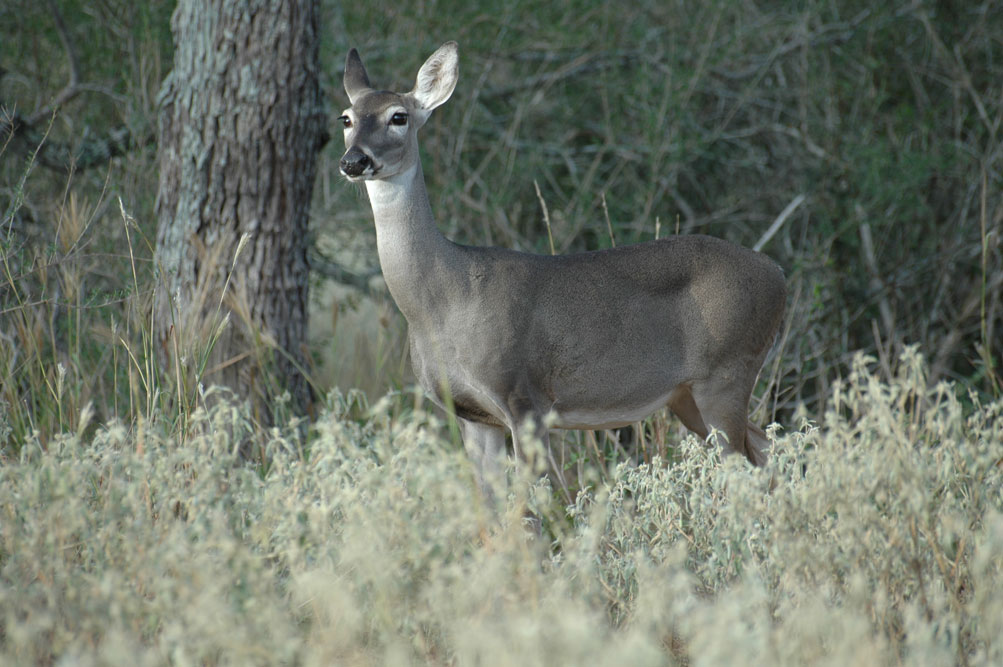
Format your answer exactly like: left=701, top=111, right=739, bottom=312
left=155, top=0, right=326, bottom=421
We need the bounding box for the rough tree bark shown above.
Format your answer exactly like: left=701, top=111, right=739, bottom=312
left=155, top=0, right=326, bottom=420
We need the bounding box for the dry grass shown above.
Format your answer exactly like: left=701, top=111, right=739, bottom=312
left=1, top=349, right=1001, bottom=665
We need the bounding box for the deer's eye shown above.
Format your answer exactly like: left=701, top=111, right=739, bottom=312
left=390, top=112, right=409, bottom=126
left=338, top=115, right=352, bottom=128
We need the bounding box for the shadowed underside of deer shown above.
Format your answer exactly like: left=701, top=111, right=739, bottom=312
left=338, top=41, right=786, bottom=493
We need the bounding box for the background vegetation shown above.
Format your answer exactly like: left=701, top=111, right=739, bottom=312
left=1, top=0, right=1001, bottom=664
left=3, top=0, right=1001, bottom=438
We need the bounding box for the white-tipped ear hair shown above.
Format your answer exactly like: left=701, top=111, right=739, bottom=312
left=411, top=41, right=459, bottom=114
left=343, top=48, right=372, bottom=105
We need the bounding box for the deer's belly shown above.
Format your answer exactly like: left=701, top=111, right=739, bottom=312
left=550, top=391, right=675, bottom=430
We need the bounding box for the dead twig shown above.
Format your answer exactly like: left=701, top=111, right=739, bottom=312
left=28, top=0, right=83, bottom=125
left=308, top=250, right=382, bottom=294
left=533, top=180, right=556, bottom=255
left=0, top=2, right=139, bottom=173
left=858, top=219, right=897, bottom=348
left=754, top=193, right=805, bottom=252
left=482, top=51, right=640, bottom=101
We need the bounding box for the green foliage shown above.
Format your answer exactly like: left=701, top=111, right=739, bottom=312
left=0, top=0, right=173, bottom=136
left=3, top=0, right=1001, bottom=436
left=1, top=353, right=1001, bottom=664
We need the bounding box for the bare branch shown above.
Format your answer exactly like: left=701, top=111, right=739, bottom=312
left=754, top=193, right=805, bottom=252
left=308, top=250, right=382, bottom=294
left=28, top=0, right=84, bottom=125
left=482, top=50, right=641, bottom=101
left=0, top=108, right=146, bottom=173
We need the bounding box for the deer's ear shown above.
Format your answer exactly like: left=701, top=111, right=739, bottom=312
left=411, top=41, right=458, bottom=115
left=344, top=48, right=372, bottom=104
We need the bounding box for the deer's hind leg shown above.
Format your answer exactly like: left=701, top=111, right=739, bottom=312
left=667, top=384, right=709, bottom=440
left=669, top=378, right=765, bottom=466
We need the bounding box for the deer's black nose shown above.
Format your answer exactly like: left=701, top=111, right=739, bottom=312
left=340, top=147, right=371, bottom=177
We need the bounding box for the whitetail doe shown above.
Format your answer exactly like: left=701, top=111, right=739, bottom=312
left=338, top=42, right=786, bottom=495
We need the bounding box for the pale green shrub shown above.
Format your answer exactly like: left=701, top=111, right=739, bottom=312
left=1, top=350, right=1000, bottom=665
left=591, top=348, right=1003, bottom=665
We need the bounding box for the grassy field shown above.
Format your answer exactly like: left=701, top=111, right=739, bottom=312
left=1, top=351, right=1001, bottom=665
left=2, top=0, right=1002, bottom=664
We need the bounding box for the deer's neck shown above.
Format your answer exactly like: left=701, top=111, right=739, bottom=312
left=365, top=162, right=460, bottom=323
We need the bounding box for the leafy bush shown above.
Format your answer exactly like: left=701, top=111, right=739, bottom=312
left=2, top=352, right=1000, bottom=665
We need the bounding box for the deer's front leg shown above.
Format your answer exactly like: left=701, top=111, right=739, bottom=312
left=459, top=418, right=508, bottom=508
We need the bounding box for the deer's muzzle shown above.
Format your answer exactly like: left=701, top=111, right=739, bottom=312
left=340, top=147, right=372, bottom=177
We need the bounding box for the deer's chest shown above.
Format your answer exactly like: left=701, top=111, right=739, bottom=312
left=407, top=328, right=512, bottom=427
